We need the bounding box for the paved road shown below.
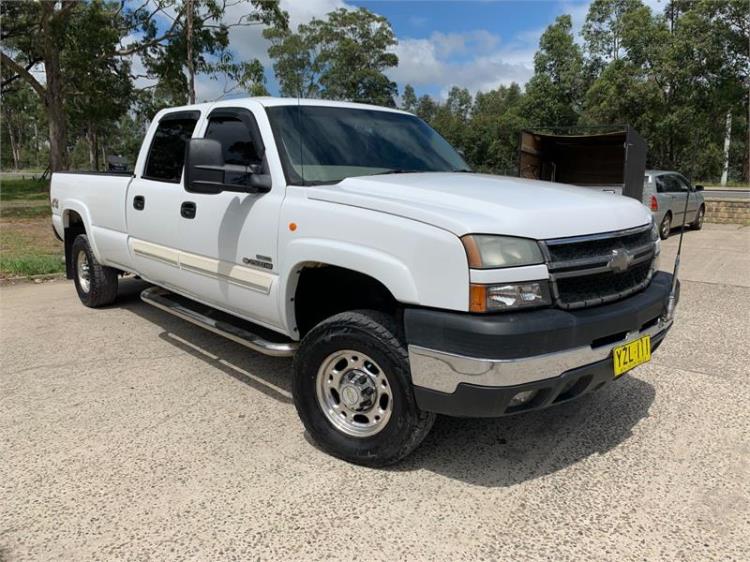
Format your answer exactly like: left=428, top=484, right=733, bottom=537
left=1, top=225, right=748, bottom=561
left=703, top=188, right=750, bottom=200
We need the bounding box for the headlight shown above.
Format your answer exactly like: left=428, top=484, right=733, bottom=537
left=461, top=235, right=544, bottom=269
left=470, top=281, right=551, bottom=312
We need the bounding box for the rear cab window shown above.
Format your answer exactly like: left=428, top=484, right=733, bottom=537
left=143, top=111, right=200, bottom=183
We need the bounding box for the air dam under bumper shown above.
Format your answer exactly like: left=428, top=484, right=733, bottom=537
left=406, top=271, right=676, bottom=417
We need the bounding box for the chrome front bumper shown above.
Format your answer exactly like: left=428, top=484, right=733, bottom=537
left=408, top=318, right=671, bottom=394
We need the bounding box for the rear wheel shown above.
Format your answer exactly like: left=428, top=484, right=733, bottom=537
left=659, top=212, right=672, bottom=240
left=293, top=310, right=435, bottom=466
left=71, top=234, right=118, bottom=307
left=691, top=205, right=705, bottom=230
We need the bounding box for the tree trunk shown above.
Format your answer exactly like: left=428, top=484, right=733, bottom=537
left=33, top=122, right=40, bottom=169
left=43, top=14, right=68, bottom=171
left=720, top=111, right=732, bottom=187
left=87, top=127, right=96, bottom=170
left=186, top=0, right=195, bottom=104
left=5, top=110, right=21, bottom=170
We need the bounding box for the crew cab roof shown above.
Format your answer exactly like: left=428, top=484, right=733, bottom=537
left=156, top=97, right=410, bottom=117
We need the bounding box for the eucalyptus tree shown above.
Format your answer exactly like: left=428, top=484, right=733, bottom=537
left=265, top=7, right=399, bottom=106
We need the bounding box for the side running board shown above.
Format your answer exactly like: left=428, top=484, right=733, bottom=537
left=140, top=286, right=297, bottom=357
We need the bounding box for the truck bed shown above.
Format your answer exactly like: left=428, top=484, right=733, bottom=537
left=51, top=171, right=134, bottom=270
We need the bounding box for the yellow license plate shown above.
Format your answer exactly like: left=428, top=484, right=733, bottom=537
left=613, top=335, right=651, bottom=377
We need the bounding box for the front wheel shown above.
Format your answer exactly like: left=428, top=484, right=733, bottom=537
left=293, top=310, right=435, bottom=466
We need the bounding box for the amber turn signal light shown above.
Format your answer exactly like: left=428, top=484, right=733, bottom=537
left=469, top=284, right=487, bottom=313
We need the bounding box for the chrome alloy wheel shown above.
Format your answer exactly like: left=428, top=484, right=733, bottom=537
left=315, top=350, right=393, bottom=437
left=76, top=250, right=91, bottom=293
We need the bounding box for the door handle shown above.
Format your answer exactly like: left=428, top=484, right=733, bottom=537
left=181, top=201, right=197, bottom=219
left=133, top=195, right=145, bottom=210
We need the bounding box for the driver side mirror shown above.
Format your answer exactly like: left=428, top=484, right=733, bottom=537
left=694, top=185, right=704, bottom=191
left=185, top=138, right=271, bottom=194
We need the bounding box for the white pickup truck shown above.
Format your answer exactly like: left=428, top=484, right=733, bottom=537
left=51, top=98, right=677, bottom=466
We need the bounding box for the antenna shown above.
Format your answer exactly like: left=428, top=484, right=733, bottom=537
left=665, top=184, right=691, bottom=320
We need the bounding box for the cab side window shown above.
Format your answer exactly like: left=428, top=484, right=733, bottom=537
left=205, top=116, right=263, bottom=168
left=204, top=112, right=267, bottom=189
left=143, top=114, right=199, bottom=183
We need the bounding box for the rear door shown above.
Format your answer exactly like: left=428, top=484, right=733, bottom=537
left=176, top=106, right=284, bottom=330
left=126, top=110, right=200, bottom=286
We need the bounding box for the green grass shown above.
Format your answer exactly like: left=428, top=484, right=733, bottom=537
left=0, top=177, right=63, bottom=277
left=0, top=177, right=50, bottom=202
left=0, top=254, right=64, bottom=276
left=0, top=204, right=51, bottom=219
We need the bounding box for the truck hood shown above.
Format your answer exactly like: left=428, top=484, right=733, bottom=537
left=307, top=172, right=651, bottom=239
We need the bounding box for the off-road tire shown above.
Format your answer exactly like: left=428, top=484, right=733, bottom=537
left=293, top=310, right=435, bottom=467
left=72, top=234, right=118, bottom=307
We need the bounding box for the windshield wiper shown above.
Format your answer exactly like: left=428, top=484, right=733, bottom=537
left=367, top=169, right=424, bottom=176
left=451, top=168, right=473, bottom=173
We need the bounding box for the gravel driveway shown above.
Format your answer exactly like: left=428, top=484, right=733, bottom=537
left=1, top=224, right=748, bottom=561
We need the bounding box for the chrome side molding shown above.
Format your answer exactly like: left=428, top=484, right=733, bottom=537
left=140, top=286, right=297, bottom=357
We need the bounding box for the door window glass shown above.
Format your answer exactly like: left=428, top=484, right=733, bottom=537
left=674, top=175, right=692, bottom=192
left=144, top=116, right=198, bottom=182
left=661, top=175, right=684, bottom=193
left=205, top=116, right=263, bottom=167
left=205, top=114, right=265, bottom=187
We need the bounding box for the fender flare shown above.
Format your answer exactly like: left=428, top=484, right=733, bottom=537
left=61, top=200, right=102, bottom=262
left=278, top=238, right=420, bottom=335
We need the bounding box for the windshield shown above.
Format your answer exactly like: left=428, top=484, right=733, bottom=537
left=266, top=105, right=469, bottom=185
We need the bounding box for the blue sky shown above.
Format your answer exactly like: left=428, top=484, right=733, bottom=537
left=169, top=0, right=665, bottom=102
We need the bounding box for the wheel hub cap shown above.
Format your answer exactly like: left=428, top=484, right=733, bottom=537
left=77, top=251, right=91, bottom=293
left=315, top=350, right=393, bottom=438
left=340, top=370, right=376, bottom=410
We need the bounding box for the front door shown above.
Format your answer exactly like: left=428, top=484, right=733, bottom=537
left=176, top=107, right=284, bottom=331
left=126, top=111, right=201, bottom=287
left=675, top=174, right=701, bottom=219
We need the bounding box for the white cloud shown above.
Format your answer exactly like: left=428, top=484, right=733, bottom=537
left=389, top=29, right=536, bottom=98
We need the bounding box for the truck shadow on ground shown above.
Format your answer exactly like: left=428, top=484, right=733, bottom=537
left=117, top=278, right=656, bottom=488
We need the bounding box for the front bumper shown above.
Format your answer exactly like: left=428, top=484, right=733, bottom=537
left=406, top=271, right=677, bottom=417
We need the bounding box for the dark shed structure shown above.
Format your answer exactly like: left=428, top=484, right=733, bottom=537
left=518, top=126, right=647, bottom=202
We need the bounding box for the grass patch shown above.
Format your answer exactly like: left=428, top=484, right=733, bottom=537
left=0, top=218, right=64, bottom=278
left=0, top=254, right=63, bottom=276
left=0, top=204, right=51, bottom=219
left=0, top=177, right=50, bottom=202
left=698, top=182, right=749, bottom=190
left=0, top=177, right=61, bottom=277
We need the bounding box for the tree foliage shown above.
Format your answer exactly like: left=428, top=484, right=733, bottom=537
left=265, top=7, right=398, bottom=105
left=400, top=1, right=748, bottom=182
left=0, top=1, right=747, bottom=183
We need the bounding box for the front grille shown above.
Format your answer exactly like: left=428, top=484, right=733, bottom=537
left=545, top=228, right=652, bottom=263
left=555, top=261, right=652, bottom=307
left=541, top=225, right=656, bottom=309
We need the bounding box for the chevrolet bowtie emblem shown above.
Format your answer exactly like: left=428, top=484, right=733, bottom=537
left=607, top=248, right=633, bottom=273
